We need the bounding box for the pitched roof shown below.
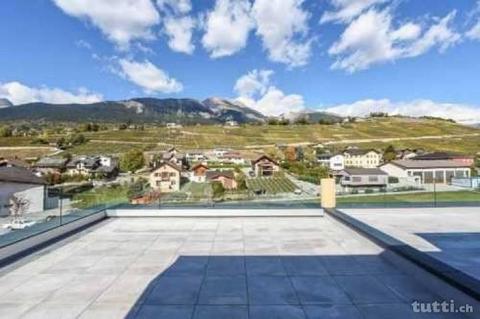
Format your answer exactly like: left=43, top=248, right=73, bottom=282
left=412, top=152, right=472, bottom=160
left=341, top=168, right=388, bottom=176
left=0, top=158, right=29, bottom=168
left=34, top=157, right=68, bottom=168
left=191, top=163, right=208, bottom=170
left=0, top=167, right=46, bottom=185
left=153, top=161, right=182, bottom=172
left=252, top=155, right=279, bottom=165
left=343, top=149, right=379, bottom=156
left=207, top=170, right=235, bottom=180
left=385, top=160, right=471, bottom=169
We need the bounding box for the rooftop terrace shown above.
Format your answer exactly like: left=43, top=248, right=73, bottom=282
left=0, top=214, right=477, bottom=318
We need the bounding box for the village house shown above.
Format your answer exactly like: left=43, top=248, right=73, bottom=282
left=396, top=149, right=425, bottom=160
left=66, top=156, right=118, bottom=179
left=66, top=156, right=99, bottom=176
left=213, top=148, right=231, bottom=158
left=166, top=123, right=182, bottom=129
left=0, top=167, right=47, bottom=217
left=252, top=155, right=280, bottom=177
left=185, top=151, right=208, bottom=163
left=218, top=151, right=246, bottom=165
left=339, top=168, right=388, bottom=192
left=317, top=153, right=345, bottom=171
left=207, top=170, right=237, bottom=190
left=411, top=152, right=474, bottom=166
left=380, top=159, right=471, bottom=185
left=149, top=162, right=181, bottom=193
left=32, top=157, right=68, bottom=176
left=343, top=149, right=382, bottom=168
left=0, top=157, right=30, bottom=169
left=151, top=148, right=184, bottom=168
left=224, top=120, right=239, bottom=127
left=190, top=163, right=209, bottom=183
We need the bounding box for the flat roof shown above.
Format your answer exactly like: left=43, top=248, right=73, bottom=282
left=0, top=166, right=46, bottom=185
left=342, top=168, right=388, bottom=176
left=0, top=216, right=463, bottom=318
left=386, top=159, right=471, bottom=169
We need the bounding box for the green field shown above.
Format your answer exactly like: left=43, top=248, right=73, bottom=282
left=337, top=190, right=480, bottom=204
left=1, top=117, right=480, bottom=157
left=181, top=182, right=213, bottom=199
left=246, top=177, right=297, bottom=194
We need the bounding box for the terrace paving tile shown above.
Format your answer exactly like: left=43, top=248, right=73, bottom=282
left=0, top=216, right=476, bottom=318
left=334, top=275, right=403, bottom=304
left=198, top=276, right=247, bottom=305
left=303, top=305, right=364, bottom=319
left=143, top=275, right=204, bottom=305
left=248, top=275, right=300, bottom=305
left=206, top=256, right=245, bottom=276
left=193, top=305, right=248, bottom=319
left=281, top=256, right=329, bottom=276
left=291, top=276, right=352, bottom=305
left=249, top=305, right=307, bottom=319
left=0, top=303, right=36, bottom=319
left=246, top=256, right=287, bottom=276
left=133, top=305, right=194, bottom=319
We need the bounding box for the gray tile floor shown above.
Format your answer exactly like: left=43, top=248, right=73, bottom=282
left=340, top=207, right=480, bottom=282
left=0, top=216, right=474, bottom=318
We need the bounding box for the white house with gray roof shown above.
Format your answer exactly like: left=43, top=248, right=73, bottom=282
left=0, top=167, right=47, bottom=217
left=380, top=160, right=471, bottom=184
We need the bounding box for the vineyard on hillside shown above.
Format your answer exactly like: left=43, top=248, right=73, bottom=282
left=246, top=177, right=297, bottom=194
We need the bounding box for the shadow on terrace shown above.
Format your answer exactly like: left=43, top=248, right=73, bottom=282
left=125, top=253, right=473, bottom=319
left=416, top=232, right=480, bottom=284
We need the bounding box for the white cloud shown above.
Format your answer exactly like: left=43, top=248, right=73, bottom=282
left=163, top=16, right=196, bottom=54
left=404, top=11, right=460, bottom=57
left=202, top=0, right=254, bottom=58
left=233, top=69, right=305, bottom=116
left=118, top=59, right=183, bottom=94
left=157, top=0, right=191, bottom=15
left=157, top=0, right=196, bottom=54
left=467, top=22, right=480, bottom=40
left=234, top=69, right=273, bottom=97
left=321, top=0, right=387, bottom=23
left=252, top=0, right=313, bottom=67
left=0, top=81, right=103, bottom=105
left=329, top=9, right=460, bottom=72
left=325, top=99, right=480, bottom=124
left=53, top=0, right=160, bottom=49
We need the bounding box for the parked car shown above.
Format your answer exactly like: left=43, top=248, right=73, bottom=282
left=3, top=219, right=36, bottom=230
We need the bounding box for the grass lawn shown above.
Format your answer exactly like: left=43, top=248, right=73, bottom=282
left=181, top=182, right=212, bottom=199
left=338, top=190, right=480, bottom=204
left=72, top=185, right=130, bottom=208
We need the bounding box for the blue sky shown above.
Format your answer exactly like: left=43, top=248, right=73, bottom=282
left=1, top=0, right=480, bottom=122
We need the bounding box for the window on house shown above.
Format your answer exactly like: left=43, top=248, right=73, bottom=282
left=352, top=177, right=362, bottom=182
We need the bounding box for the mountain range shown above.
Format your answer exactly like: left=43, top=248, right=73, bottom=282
left=0, top=97, right=266, bottom=124
left=0, top=97, right=341, bottom=124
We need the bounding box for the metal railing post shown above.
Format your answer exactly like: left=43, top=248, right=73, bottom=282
left=59, top=187, right=63, bottom=225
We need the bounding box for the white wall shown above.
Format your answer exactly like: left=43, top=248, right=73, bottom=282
left=380, top=163, right=409, bottom=178
left=0, top=182, right=45, bottom=217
